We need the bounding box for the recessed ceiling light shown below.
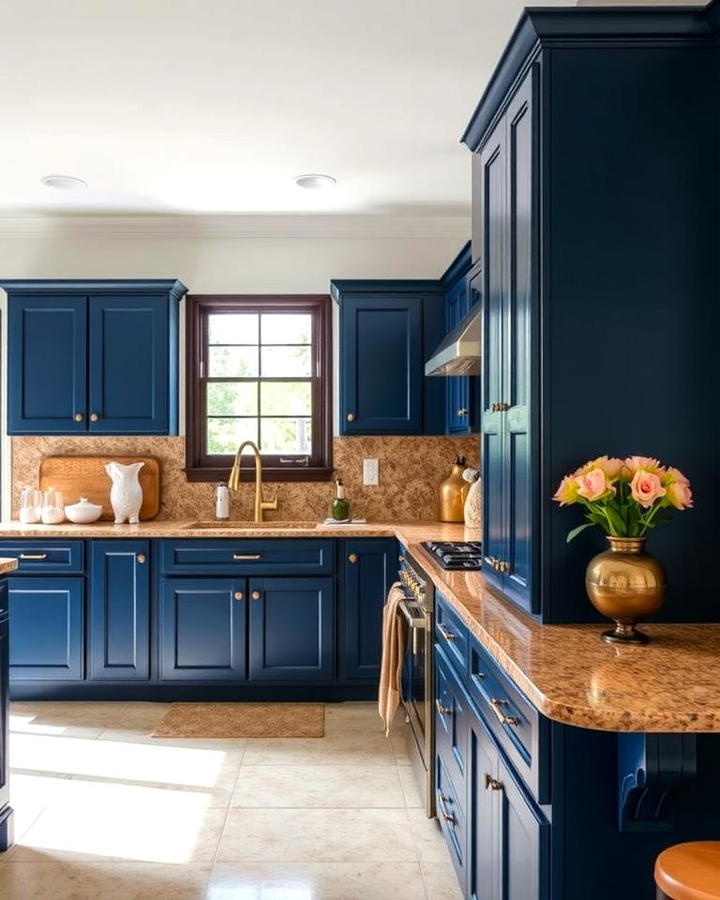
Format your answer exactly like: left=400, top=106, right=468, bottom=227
left=40, top=174, right=87, bottom=190
left=294, top=173, right=336, bottom=190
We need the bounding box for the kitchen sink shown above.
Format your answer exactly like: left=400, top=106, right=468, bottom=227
left=182, top=520, right=320, bottom=530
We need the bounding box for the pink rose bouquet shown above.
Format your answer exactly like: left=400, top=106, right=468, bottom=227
left=553, top=455, right=693, bottom=543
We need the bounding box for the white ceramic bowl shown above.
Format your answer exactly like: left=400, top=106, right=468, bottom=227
left=64, top=498, right=103, bottom=524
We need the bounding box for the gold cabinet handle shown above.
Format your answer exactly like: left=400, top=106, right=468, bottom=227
left=136, top=553, right=146, bottom=564
left=457, top=408, right=468, bottom=417
left=74, top=413, right=84, bottom=422
left=435, top=699, right=452, bottom=716
left=234, top=591, right=244, bottom=601
left=251, top=590, right=261, bottom=600
left=19, top=553, right=48, bottom=560
left=437, top=623, right=456, bottom=642
left=437, top=793, right=455, bottom=824
left=489, top=698, right=521, bottom=727
left=501, top=561, right=510, bottom=574
left=90, top=413, right=99, bottom=422
left=484, top=773, right=503, bottom=791
left=348, top=553, right=358, bottom=564
left=233, top=554, right=261, bottom=561
left=346, top=413, right=355, bottom=422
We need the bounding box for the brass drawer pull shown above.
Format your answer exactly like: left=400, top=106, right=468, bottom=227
left=234, top=591, right=244, bottom=601
left=490, top=698, right=521, bottom=727
left=74, top=413, right=84, bottom=422
left=435, top=699, right=452, bottom=716
left=457, top=408, right=468, bottom=417
left=484, top=773, right=503, bottom=791
left=90, top=413, right=99, bottom=422
left=346, top=413, right=355, bottom=423
left=348, top=553, right=358, bottom=564
left=233, top=554, right=261, bottom=561
left=19, top=553, right=48, bottom=560
left=437, top=793, right=456, bottom=824
left=251, top=590, right=261, bottom=600
left=437, top=623, right=456, bottom=642
left=136, top=554, right=146, bottom=564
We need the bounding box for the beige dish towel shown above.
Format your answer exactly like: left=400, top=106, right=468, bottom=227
left=378, top=582, right=407, bottom=736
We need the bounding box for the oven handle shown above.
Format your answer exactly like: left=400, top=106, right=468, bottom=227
left=397, top=598, right=427, bottom=630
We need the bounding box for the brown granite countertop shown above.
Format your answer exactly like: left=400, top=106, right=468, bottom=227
left=0, top=519, right=472, bottom=543
left=407, top=541, right=720, bottom=733
left=0, top=558, right=18, bottom=575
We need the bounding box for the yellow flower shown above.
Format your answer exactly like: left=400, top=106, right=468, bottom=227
left=553, top=475, right=579, bottom=506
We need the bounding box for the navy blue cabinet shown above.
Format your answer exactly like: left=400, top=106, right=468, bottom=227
left=248, top=577, right=334, bottom=681
left=89, top=541, right=150, bottom=681
left=159, top=578, right=246, bottom=681
left=341, top=538, right=397, bottom=681
left=0, top=581, right=11, bottom=851
left=8, top=577, right=84, bottom=680
left=3, top=280, right=186, bottom=436
left=331, top=281, right=445, bottom=435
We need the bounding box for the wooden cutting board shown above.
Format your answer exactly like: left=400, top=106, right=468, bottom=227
left=39, top=456, right=161, bottom=521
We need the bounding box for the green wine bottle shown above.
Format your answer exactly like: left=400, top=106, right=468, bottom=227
left=331, top=479, right=350, bottom=521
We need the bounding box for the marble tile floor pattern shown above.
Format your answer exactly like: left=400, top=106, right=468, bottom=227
left=0, top=701, right=462, bottom=899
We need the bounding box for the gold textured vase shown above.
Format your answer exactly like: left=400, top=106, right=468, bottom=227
left=585, top=536, right=665, bottom=645
left=438, top=458, right=469, bottom=523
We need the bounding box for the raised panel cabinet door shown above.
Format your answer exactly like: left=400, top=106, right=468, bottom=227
left=469, top=715, right=501, bottom=900
left=341, top=538, right=397, bottom=681
left=497, top=757, right=549, bottom=900
left=88, top=296, right=171, bottom=434
left=7, top=296, right=88, bottom=434
left=503, top=67, right=538, bottom=614
left=248, top=577, right=334, bottom=681
left=159, top=578, right=246, bottom=681
left=89, top=540, right=150, bottom=681
left=446, top=279, right=473, bottom=435
left=8, top=577, right=84, bottom=681
left=340, top=295, right=422, bottom=434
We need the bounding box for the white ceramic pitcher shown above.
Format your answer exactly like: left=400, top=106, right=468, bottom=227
left=105, top=461, right=144, bottom=524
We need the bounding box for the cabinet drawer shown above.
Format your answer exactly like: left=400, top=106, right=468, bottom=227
left=435, top=592, right=468, bottom=674
left=468, top=634, right=548, bottom=802
left=435, top=645, right=471, bottom=784
left=160, top=539, right=334, bottom=576
left=435, top=746, right=468, bottom=885
left=0, top=541, right=85, bottom=574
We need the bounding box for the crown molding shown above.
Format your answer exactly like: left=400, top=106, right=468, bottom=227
left=0, top=214, right=470, bottom=241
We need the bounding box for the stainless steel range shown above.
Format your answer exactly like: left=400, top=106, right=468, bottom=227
left=422, top=540, right=483, bottom=571
left=397, top=550, right=435, bottom=817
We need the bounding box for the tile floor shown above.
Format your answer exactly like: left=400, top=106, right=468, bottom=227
left=0, top=701, right=462, bottom=899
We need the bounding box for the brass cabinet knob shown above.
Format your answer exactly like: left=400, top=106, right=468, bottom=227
left=90, top=413, right=99, bottom=422
left=346, top=413, right=355, bottom=422
left=348, top=553, right=358, bottom=564
left=136, top=553, right=146, bottom=564
left=251, top=590, right=261, bottom=600
left=234, top=591, right=244, bottom=601
left=74, top=413, right=84, bottom=422
left=484, top=773, right=503, bottom=791
left=457, top=408, right=468, bottom=417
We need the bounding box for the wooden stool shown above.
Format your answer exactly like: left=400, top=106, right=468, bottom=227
left=655, top=842, right=720, bottom=900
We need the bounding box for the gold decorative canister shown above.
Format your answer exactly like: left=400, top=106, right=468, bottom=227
left=439, top=457, right=469, bottom=523
left=585, top=536, right=666, bottom=644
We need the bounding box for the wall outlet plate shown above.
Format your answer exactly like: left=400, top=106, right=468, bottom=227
left=363, top=458, right=379, bottom=486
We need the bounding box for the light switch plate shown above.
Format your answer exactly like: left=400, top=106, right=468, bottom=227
left=363, top=458, right=379, bottom=486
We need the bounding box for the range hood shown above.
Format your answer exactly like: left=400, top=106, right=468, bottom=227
left=424, top=306, right=481, bottom=376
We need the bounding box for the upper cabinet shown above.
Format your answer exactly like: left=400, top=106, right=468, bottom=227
left=463, top=4, right=720, bottom=622
left=331, top=281, right=445, bottom=435
left=4, top=280, right=187, bottom=435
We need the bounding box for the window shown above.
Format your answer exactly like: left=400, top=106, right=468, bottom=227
left=186, top=295, right=332, bottom=482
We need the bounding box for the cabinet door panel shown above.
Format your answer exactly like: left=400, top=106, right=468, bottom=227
left=89, top=541, right=150, bottom=681
left=498, top=758, right=549, bottom=900
left=503, top=69, right=537, bottom=613
left=469, top=716, right=500, bottom=900
left=249, top=577, right=334, bottom=681
left=341, top=296, right=421, bottom=434
left=88, top=296, right=169, bottom=434
left=342, top=539, right=396, bottom=681
left=160, top=578, right=246, bottom=680
left=8, top=296, right=87, bottom=434
left=8, top=577, right=84, bottom=680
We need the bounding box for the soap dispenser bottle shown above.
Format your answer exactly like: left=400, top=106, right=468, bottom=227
left=439, top=456, right=468, bottom=523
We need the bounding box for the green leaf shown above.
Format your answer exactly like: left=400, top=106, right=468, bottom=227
left=606, top=506, right=626, bottom=536
left=566, top=522, right=595, bottom=543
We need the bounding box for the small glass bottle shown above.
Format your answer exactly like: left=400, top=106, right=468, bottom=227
left=331, top=479, right=350, bottom=521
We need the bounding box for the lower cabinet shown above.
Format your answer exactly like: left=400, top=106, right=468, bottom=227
left=89, top=540, right=150, bottom=681
left=0, top=581, right=10, bottom=841
left=341, top=538, right=397, bottom=680
left=8, top=577, right=84, bottom=680
left=159, top=578, right=246, bottom=681
left=249, top=577, right=334, bottom=681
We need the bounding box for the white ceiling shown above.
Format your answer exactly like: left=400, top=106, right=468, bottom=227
left=0, top=0, right=581, bottom=216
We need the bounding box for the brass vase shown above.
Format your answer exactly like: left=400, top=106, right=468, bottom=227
left=585, top=536, right=665, bottom=645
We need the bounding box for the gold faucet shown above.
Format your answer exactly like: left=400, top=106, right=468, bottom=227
left=228, top=440, right=278, bottom=523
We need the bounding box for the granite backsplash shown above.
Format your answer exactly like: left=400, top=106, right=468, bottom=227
left=11, top=435, right=479, bottom=522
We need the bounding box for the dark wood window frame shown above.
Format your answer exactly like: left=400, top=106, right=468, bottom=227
left=185, top=294, right=333, bottom=483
